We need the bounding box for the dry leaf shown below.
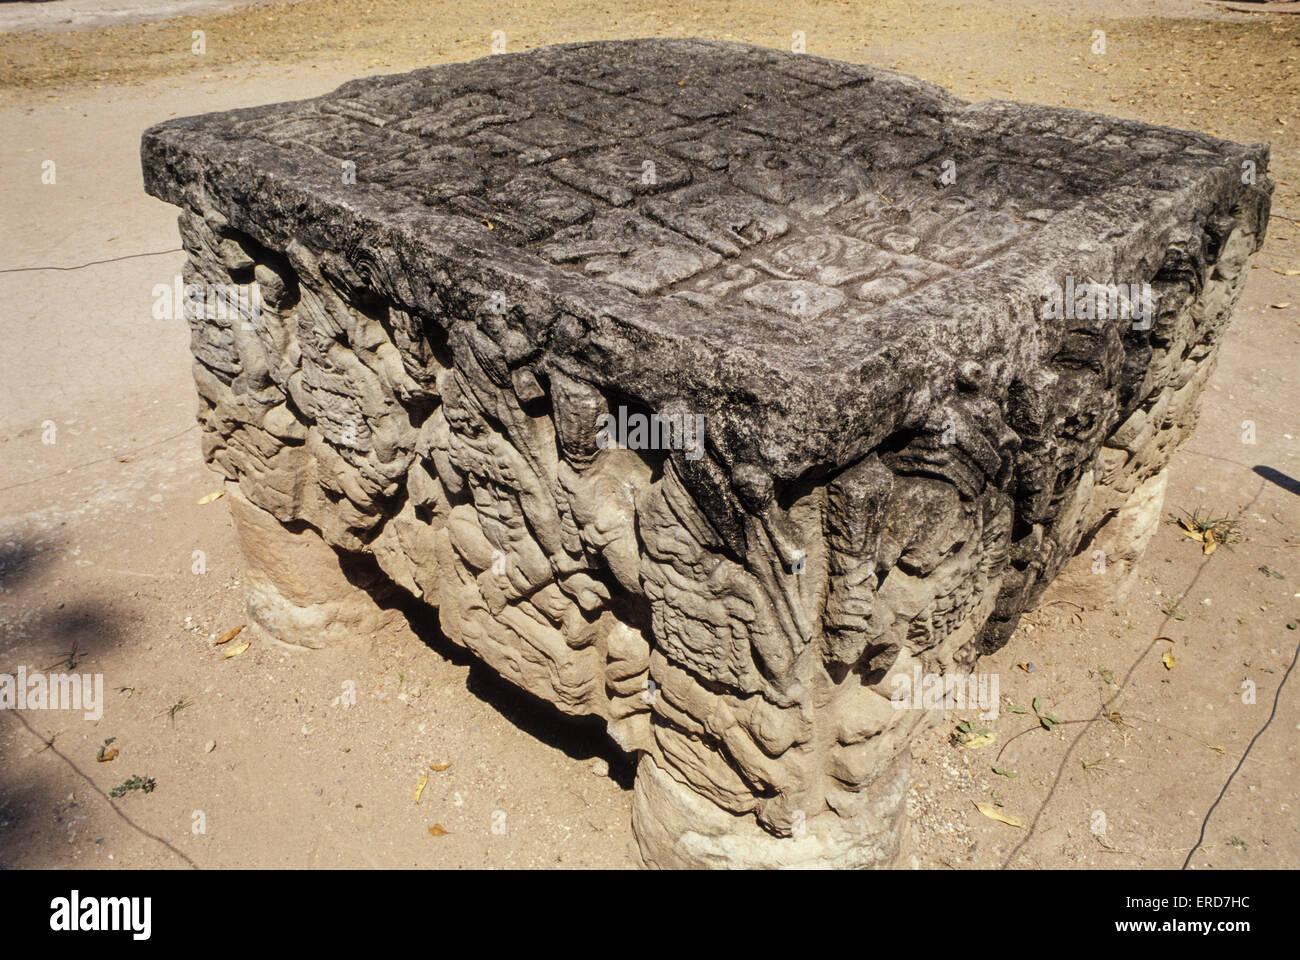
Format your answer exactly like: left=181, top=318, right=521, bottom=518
left=1270, top=302, right=1292, bottom=309
left=215, top=624, right=245, bottom=645
left=427, top=824, right=448, bottom=836
left=221, top=640, right=250, bottom=660
left=96, top=748, right=118, bottom=763
left=1271, top=268, right=1300, bottom=276
left=973, top=801, right=1023, bottom=828
left=430, top=762, right=452, bottom=772
left=414, top=773, right=429, bottom=805
left=1202, top=529, right=1217, bottom=555
left=196, top=491, right=223, bottom=505
left=1177, top=516, right=1204, bottom=541
left=1162, top=650, right=1176, bottom=670
left=960, top=731, right=997, bottom=749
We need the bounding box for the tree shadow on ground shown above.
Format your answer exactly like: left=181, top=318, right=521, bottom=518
left=372, top=577, right=637, bottom=791
left=0, top=535, right=196, bottom=867
left=1253, top=465, right=1300, bottom=496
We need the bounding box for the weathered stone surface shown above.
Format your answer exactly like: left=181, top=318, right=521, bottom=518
left=141, top=38, right=1271, bottom=868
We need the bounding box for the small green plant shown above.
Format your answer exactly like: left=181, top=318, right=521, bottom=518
left=109, top=775, right=156, bottom=798
left=45, top=641, right=82, bottom=671
left=953, top=720, right=992, bottom=747
left=1032, top=696, right=1060, bottom=731
left=159, top=697, right=192, bottom=723
left=1169, top=507, right=1242, bottom=547
left=1160, top=599, right=1187, bottom=622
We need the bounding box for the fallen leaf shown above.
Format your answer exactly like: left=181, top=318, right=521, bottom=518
left=1270, top=302, right=1292, bottom=309
left=214, top=624, right=245, bottom=645
left=959, top=731, right=996, bottom=749
left=196, top=491, right=223, bottom=505
left=96, top=748, right=118, bottom=763
left=1177, top=516, right=1204, bottom=541
left=1270, top=268, right=1300, bottom=276
left=221, top=640, right=250, bottom=660
left=429, top=762, right=451, bottom=772
left=973, top=801, right=1023, bottom=828
left=992, top=766, right=1018, bottom=778
left=414, top=773, right=429, bottom=805
left=1203, top=529, right=1217, bottom=555
left=428, top=824, right=448, bottom=836
left=1162, top=650, right=1176, bottom=670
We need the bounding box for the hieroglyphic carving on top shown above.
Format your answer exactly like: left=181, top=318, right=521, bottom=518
left=219, top=40, right=1188, bottom=312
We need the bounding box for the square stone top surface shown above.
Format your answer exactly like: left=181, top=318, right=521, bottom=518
left=142, top=38, right=1269, bottom=481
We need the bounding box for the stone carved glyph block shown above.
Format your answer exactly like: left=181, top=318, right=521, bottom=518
left=141, top=39, right=1271, bottom=868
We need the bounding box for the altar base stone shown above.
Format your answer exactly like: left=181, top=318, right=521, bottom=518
left=632, top=753, right=909, bottom=870
left=226, top=482, right=404, bottom=649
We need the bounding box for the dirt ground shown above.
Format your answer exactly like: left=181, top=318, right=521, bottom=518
left=0, top=0, right=1296, bottom=870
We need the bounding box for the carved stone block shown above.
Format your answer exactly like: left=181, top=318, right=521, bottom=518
left=141, top=38, right=1271, bottom=868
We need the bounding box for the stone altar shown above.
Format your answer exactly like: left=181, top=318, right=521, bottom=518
left=140, top=38, right=1272, bottom=868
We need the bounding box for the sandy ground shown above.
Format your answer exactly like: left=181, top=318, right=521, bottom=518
left=0, top=0, right=269, bottom=35
left=0, top=0, right=1297, bottom=870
